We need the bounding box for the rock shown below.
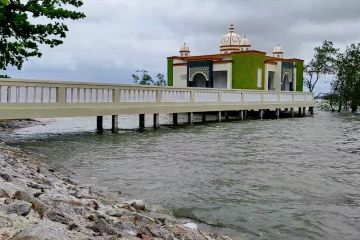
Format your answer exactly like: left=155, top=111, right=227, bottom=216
left=6, top=200, right=32, bottom=217
left=105, top=209, right=126, bottom=217
left=0, top=173, right=12, bottom=182
left=90, top=218, right=117, bottom=235
left=45, top=209, right=72, bottom=225
left=0, top=215, right=13, bottom=228
left=13, top=191, right=32, bottom=202
left=11, top=220, right=71, bottom=240
left=183, top=222, right=198, bottom=231
left=27, top=181, right=45, bottom=190
left=33, top=192, right=44, bottom=198
left=0, top=188, right=10, bottom=198
left=129, top=200, right=145, bottom=211
left=87, top=200, right=99, bottom=210
left=13, top=191, right=49, bottom=216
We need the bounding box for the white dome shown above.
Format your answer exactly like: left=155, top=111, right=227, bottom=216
left=220, top=24, right=241, bottom=53
left=273, top=44, right=284, bottom=54
left=240, top=36, right=251, bottom=46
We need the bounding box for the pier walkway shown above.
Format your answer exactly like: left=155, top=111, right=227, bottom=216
left=0, top=78, right=314, bottom=132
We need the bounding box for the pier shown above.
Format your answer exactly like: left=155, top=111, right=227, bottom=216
left=0, top=78, right=314, bottom=132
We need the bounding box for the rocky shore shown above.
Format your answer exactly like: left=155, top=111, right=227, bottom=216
left=0, top=121, right=232, bottom=240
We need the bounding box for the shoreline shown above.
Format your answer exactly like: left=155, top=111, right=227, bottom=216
left=0, top=120, right=232, bottom=240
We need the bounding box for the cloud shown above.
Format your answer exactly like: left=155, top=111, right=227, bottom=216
left=5, top=0, right=360, bottom=93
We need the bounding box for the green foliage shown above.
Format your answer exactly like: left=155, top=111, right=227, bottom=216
left=295, top=60, right=304, bottom=91
left=304, top=40, right=338, bottom=92
left=332, top=43, right=360, bottom=112
left=232, top=53, right=265, bottom=89
left=167, top=59, right=173, bottom=86
left=0, top=0, right=85, bottom=72
left=132, top=70, right=167, bottom=86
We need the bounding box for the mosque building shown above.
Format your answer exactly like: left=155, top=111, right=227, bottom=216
left=167, top=24, right=304, bottom=91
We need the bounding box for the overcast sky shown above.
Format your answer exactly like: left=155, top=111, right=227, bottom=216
left=6, top=0, right=360, bottom=93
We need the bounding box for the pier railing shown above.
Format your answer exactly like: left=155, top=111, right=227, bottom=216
left=0, top=78, right=314, bottom=119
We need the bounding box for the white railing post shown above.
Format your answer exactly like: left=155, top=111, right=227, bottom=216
left=113, top=88, right=119, bottom=103
left=57, top=87, right=66, bottom=104
left=156, top=89, right=162, bottom=103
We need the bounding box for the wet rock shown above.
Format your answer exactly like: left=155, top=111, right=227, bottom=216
left=11, top=220, right=71, bottom=240
left=129, top=200, right=145, bottom=211
left=6, top=200, right=32, bottom=217
left=0, top=188, right=10, bottom=198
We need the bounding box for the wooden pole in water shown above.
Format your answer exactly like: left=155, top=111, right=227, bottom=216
left=187, top=112, right=193, bottom=125
left=239, top=110, right=244, bottom=120
left=173, top=113, right=178, bottom=125
left=139, top=114, right=145, bottom=129
left=225, top=111, right=229, bottom=121
left=153, top=113, right=160, bottom=129
left=217, top=111, right=222, bottom=122
left=111, top=115, right=118, bottom=133
left=309, top=107, right=314, bottom=115
left=290, top=108, right=294, bottom=118
left=275, top=109, right=280, bottom=119
left=259, top=109, right=264, bottom=119
left=97, top=116, right=103, bottom=133
left=202, top=113, right=206, bottom=123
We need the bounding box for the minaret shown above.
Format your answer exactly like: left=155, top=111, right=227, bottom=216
left=273, top=44, right=284, bottom=58
left=179, top=42, right=190, bottom=57
left=239, top=36, right=251, bottom=51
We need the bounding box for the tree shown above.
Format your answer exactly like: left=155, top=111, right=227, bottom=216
left=0, top=0, right=85, bottom=74
left=154, top=73, right=166, bottom=86
left=132, top=70, right=153, bottom=85
left=304, top=40, right=338, bottom=92
left=332, top=43, right=360, bottom=112
left=132, top=70, right=167, bottom=86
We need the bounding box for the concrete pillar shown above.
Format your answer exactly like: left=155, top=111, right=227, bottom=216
left=225, top=111, right=229, bottom=121
left=259, top=109, right=264, bottom=119
left=216, top=111, right=222, bottom=122
left=97, top=116, right=103, bottom=133
left=202, top=113, right=206, bottom=122
left=187, top=112, right=193, bottom=125
left=239, top=110, right=244, bottom=120
left=153, top=113, right=160, bottom=128
left=298, top=107, right=302, bottom=117
left=303, top=107, right=306, bottom=116
left=173, top=113, right=178, bottom=125
left=244, top=110, right=248, bottom=119
left=275, top=109, right=280, bottom=119
left=111, top=115, right=118, bottom=133
left=290, top=108, right=294, bottom=118
left=309, top=106, right=314, bottom=115
left=139, top=114, right=145, bottom=129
